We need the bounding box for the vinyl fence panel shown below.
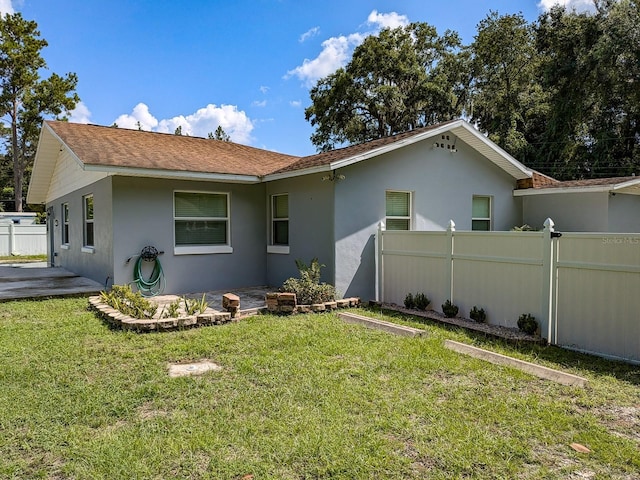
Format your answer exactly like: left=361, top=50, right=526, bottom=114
left=0, top=223, right=47, bottom=256
left=452, top=232, right=544, bottom=328
left=554, top=233, right=640, bottom=363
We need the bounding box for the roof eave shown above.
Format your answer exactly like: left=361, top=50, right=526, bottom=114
left=83, top=164, right=262, bottom=184
left=262, top=165, right=332, bottom=182
left=514, top=185, right=614, bottom=196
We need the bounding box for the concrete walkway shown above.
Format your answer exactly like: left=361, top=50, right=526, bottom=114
left=0, top=264, right=103, bottom=301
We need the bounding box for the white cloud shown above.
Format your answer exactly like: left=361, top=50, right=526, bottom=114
left=286, top=10, right=409, bottom=87
left=259, top=85, right=269, bottom=94
left=299, top=26, right=320, bottom=43
left=289, top=100, right=302, bottom=108
left=538, top=0, right=597, bottom=12
left=68, top=101, right=91, bottom=124
left=0, top=0, right=14, bottom=15
left=286, top=33, right=365, bottom=87
left=252, top=99, right=267, bottom=107
left=113, top=103, right=159, bottom=131
left=367, top=10, right=409, bottom=29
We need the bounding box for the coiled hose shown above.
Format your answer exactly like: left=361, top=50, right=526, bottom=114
left=133, top=253, right=165, bottom=297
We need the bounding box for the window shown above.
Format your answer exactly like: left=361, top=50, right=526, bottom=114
left=83, top=195, right=94, bottom=249
left=61, top=203, right=69, bottom=246
left=174, top=191, right=231, bottom=254
left=385, top=191, right=412, bottom=230
left=268, top=193, right=289, bottom=254
left=472, top=196, right=492, bottom=231
left=271, top=194, right=289, bottom=245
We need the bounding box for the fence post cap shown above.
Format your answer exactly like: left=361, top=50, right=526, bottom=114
left=543, top=218, right=555, bottom=231
left=447, top=219, right=456, bottom=231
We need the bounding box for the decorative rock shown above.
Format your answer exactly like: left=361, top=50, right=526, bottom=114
left=296, top=305, right=312, bottom=313
left=325, top=301, right=338, bottom=310
left=336, top=299, right=350, bottom=308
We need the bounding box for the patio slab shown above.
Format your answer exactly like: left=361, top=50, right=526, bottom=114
left=0, top=264, right=103, bottom=302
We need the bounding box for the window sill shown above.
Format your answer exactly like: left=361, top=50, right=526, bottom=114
left=60, top=244, right=70, bottom=250
left=174, top=245, right=233, bottom=255
left=81, top=246, right=95, bottom=254
left=267, top=245, right=290, bottom=254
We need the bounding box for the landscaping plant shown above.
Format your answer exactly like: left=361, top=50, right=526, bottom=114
left=442, top=299, right=459, bottom=318
left=414, top=292, right=430, bottom=310
left=99, top=284, right=157, bottom=319
left=280, top=257, right=337, bottom=305
left=404, top=292, right=415, bottom=309
left=517, top=313, right=538, bottom=335
left=470, top=306, right=487, bottom=323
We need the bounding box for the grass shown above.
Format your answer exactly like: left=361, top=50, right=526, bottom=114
left=0, top=298, right=638, bottom=479
left=0, top=254, right=46, bottom=263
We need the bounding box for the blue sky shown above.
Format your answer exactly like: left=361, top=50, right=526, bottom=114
left=4, top=0, right=592, bottom=156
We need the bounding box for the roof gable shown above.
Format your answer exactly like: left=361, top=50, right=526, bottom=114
left=264, top=119, right=532, bottom=181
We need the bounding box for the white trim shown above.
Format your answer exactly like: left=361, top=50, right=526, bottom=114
left=84, top=164, right=261, bottom=184
left=385, top=190, right=413, bottom=231
left=173, top=190, right=232, bottom=250
left=60, top=244, right=70, bottom=250
left=174, top=245, right=233, bottom=255
left=270, top=193, right=289, bottom=248
left=472, top=195, right=492, bottom=231
left=81, top=246, right=95, bottom=254
left=262, top=165, right=331, bottom=182
left=267, top=245, right=290, bottom=254
left=83, top=194, right=94, bottom=248
left=514, top=177, right=640, bottom=197
left=514, top=185, right=614, bottom=196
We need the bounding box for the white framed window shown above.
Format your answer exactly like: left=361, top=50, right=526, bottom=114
left=61, top=203, right=70, bottom=246
left=472, top=195, right=492, bottom=231
left=174, top=191, right=232, bottom=254
left=268, top=193, right=289, bottom=254
left=82, top=194, right=94, bottom=251
left=385, top=190, right=412, bottom=230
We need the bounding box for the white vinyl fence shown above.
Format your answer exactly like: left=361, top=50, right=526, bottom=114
left=376, top=219, right=640, bottom=364
left=0, top=223, right=47, bottom=256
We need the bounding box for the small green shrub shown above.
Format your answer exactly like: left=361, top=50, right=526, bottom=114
left=442, top=299, right=459, bottom=318
left=469, top=306, right=487, bottom=323
left=160, top=299, right=181, bottom=319
left=100, top=284, right=158, bottom=319
left=517, top=313, right=538, bottom=335
left=404, top=293, right=415, bottom=309
left=280, top=258, right=336, bottom=305
left=414, top=293, right=430, bottom=310
left=183, top=294, right=209, bottom=315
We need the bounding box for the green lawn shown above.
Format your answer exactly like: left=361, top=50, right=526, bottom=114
left=0, top=254, right=47, bottom=263
left=0, top=298, right=638, bottom=479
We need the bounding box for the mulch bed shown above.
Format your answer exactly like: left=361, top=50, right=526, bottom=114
left=376, top=303, right=544, bottom=344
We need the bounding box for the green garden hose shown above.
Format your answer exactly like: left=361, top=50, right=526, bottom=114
left=133, top=255, right=165, bottom=297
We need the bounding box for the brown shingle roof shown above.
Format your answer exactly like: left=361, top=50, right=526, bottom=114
left=270, top=120, right=461, bottom=175
left=47, top=121, right=300, bottom=177
left=542, top=176, right=639, bottom=188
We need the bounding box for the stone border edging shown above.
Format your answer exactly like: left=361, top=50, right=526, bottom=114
left=444, top=340, right=588, bottom=387
left=338, top=312, right=426, bottom=337
left=88, top=296, right=234, bottom=332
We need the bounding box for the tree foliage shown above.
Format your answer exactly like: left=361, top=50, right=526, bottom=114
left=208, top=125, right=231, bottom=142
left=305, top=2, right=640, bottom=179
left=305, top=22, right=464, bottom=151
left=0, top=13, right=79, bottom=211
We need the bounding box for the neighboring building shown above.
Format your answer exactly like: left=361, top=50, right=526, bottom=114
left=27, top=119, right=640, bottom=299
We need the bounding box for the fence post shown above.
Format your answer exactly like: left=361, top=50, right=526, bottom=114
left=446, top=220, right=455, bottom=302
left=541, top=218, right=556, bottom=344
left=8, top=222, right=16, bottom=256
left=375, top=222, right=385, bottom=302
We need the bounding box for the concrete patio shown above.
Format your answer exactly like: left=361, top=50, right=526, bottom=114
left=0, top=263, right=104, bottom=302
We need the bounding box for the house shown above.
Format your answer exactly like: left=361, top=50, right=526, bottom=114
left=27, top=119, right=640, bottom=300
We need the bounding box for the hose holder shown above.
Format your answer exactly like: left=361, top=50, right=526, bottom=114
left=140, top=245, right=159, bottom=262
